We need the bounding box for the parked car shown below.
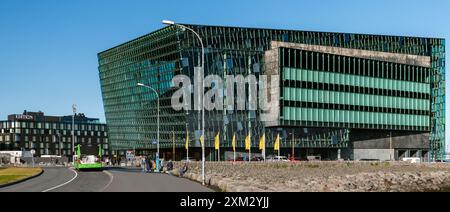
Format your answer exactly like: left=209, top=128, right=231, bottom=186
left=267, top=156, right=289, bottom=162
left=307, top=156, right=322, bottom=161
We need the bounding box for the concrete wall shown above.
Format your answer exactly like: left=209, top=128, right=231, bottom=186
left=352, top=133, right=429, bottom=149
left=354, top=149, right=395, bottom=161
left=270, top=41, right=431, bottom=68
left=263, top=47, right=281, bottom=127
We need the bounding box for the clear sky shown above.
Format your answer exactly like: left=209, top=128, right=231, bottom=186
left=0, top=0, right=449, bottom=152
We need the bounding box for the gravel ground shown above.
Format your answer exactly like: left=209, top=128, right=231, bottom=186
left=173, top=161, right=450, bottom=192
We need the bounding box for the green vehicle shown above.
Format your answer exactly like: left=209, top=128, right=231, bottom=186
left=73, top=144, right=103, bottom=171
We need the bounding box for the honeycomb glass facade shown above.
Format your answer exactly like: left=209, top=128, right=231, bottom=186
left=98, top=24, right=445, bottom=161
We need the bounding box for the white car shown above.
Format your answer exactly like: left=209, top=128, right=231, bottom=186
left=402, top=157, right=421, bottom=164
left=267, top=156, right=289, bottom=162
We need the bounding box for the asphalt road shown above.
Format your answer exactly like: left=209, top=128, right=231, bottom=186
left=103, top=168, right=213, bottom=192
left=0, top=167, right=213, bottom=192
left=0, top=167, right=76, bottom=192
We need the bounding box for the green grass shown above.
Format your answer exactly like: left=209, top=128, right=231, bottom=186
left=0, top=175, right=29, bottom=185
left=0, top=168, right=42, bottom=185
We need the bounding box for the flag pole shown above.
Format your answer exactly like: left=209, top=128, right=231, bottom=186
left=218, top=132, right=220, bottom=162
left=263, top=134, right=266, bottom=162
left=278, top=136, right=281, bottom=160
left=186, top=130, right=189, bottom=162
left=232, top=134, right=236, bottom=162
left=249, top=132, right=251, bottom=162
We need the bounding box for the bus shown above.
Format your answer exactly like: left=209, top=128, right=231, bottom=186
left=73, top=144, right=103, bottom=171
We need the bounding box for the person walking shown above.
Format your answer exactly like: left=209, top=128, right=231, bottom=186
left=146, top=156, right=153, bottom=173
left=141, top=156, right=146, bottom=173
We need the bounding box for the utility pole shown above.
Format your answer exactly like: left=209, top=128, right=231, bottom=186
left=72, top=104, right=77, bottom=165
left=57, top=132, right=61, bottom=157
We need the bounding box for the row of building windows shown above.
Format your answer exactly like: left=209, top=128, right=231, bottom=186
left=0, top=144, right=109, bottom=156
left=0, top=129, right=107, bottom=137
left=0, top=141, right=108, bottom=148
left=283, top=67, right=430, bottom=95
left=280, top=48, right=431, bottom=83
left=282, top=107, right=430, bottom=128
left=282, top=100, right=429, bottom=116
left=0, top=121, right=106, bottom=131
left=282, top=87, right=430, bottom=111
left=0, top=135, right=108, bottom=143
left=282, top=80, right=430, bottom=100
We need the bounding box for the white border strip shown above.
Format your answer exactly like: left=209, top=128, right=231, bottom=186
left=42, top=168, right=78, bottom=192
left=101, top=170, right=114, bottom=192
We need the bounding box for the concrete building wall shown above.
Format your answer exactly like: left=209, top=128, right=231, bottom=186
left=354, top=149, right=394, bottom=161
left=352, top=133, right=429, bottom=149
left=270, top=41, right=431, bottom=67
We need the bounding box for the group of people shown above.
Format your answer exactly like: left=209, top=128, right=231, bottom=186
left=138, top=156, right=188, bottom=176
left=139, top=156, right=176, bottom=173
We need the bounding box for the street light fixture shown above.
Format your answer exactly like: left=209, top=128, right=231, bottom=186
left=163, top=20, right=206, bottom=185
left=137, top=83, right=161, bottom=173
left=72, top=104, right=77, bottom=165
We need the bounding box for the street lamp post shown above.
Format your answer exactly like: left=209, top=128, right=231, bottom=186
left=57, top=132, right=61, bottom=157
left=72, top=104, right=77, bottom=165
left=137, top=83, right=160, bottom=173
left=163, top=20, right=206, bottom=185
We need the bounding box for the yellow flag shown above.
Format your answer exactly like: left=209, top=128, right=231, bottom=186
left=245, top=133, right=251, bottom=150
left=215, top=132, right=220, bottom=150
left=232, top=134, right=236, bottom=152
left=185, top=131, right=189, bottom=150
left=259, top=133, right=265, bottom=151
left=200, top=134, right=204, bottom=147
left=274, top=134, right=280, bottom=151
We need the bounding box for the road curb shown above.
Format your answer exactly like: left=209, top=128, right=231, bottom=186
left=0, top=168, right=44, bottom=188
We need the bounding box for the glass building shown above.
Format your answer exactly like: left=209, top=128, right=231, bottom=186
left=0, top=111, right=109, bottom=158
left=98, top=24, right=445, bottom=161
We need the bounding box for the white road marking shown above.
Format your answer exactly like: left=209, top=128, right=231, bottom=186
left=101, top=170, right=114, bottom=192
left=41, top=168, right=78, bottom=192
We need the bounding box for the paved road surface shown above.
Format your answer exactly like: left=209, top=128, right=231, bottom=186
left=0, top=167, right=75, bottom=192
left=104, top=168, right=213, bottom=192
left=0, top=167, right=213, bottom=192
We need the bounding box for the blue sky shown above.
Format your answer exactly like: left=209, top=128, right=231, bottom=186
left=0, top=0, right=449, bottom=152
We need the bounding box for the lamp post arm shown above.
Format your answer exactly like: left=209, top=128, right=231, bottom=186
left=174, top=24, right=205, bottom=68
left=173, top=23, right=206, bottom=185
